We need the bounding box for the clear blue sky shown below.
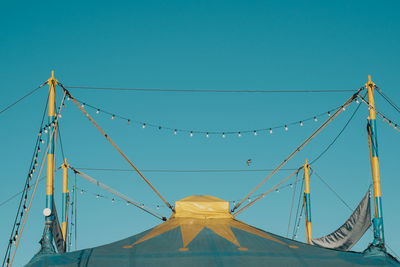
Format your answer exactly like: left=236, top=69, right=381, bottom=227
left=1, top=0, right=400, bottom=265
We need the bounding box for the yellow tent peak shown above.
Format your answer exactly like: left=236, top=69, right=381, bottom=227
left=173, top=195, right=233, bottom=219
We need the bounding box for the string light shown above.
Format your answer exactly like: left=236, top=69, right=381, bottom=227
left=342, top=107, right=346, bottom=111
left=206, top=132, right=209, bottom=138
left=285, top=125, right=288, bottom=131
left=112, top=115, right=115, bottom=120
left=40, top=139, right=45, bottom=144
left=72, top=98, right=343, bottom=140
left=222, top=133, right=226, bottom=138
left=44, top=128, right=48, bottom=134
left=112, top=198, right=115, bottom=203
left=356, top=99, right=359, bottom=104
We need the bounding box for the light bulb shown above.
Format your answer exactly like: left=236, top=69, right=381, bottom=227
left=96, top=194, right=99, bottom=199
left=126, top=202, right=129, bottom=206
left=342, top=107, right=346, bottom=111
left=81, top=103, right=85, bottom=108
left=206, top=132, right=209, bottom=138
left=248, top=198, right=251, bottom=202
left=127, top=120, right=130, bottom=125
left=300, top=121, right=303, bottom=127
left=238, top=132, right=241, bottom=137
left=190, top=131, right=193, bottom=137
left=41, top=139, right=45, bottom=144
left=222, top=133, right=225, bottom=138
left=328, top=112, right=331, bottom=117
left=269, top=128, right=273, bottom=134
left=58, top=114, right=62, bottom=118
left=285, top=125, right=288, bottom=131
left=96, top=109, right=100, bottom=114
left=314, top=117, right=317, bottom=122
left=112, top=115, right=115, bottom=120
left=80, top=190, right=83, bottom=194
left=254, top=130, right=257, bottom=136
left=275, top=189, right=279, bottom=193
left=142, top=123, right=146, bottom=129
left=67, top=96, right=70, bottom=101
left=112, top=198, right=115, bottom=203
left=156, top=205, right=160, bottom=210
left=174, top=129, right=177, bottom=135
left=356, top=99, right=359, bottom=104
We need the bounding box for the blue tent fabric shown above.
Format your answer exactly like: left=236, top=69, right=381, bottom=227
left=26, top=223, right=399, bottom=266
left=26, top=196, right=399, bottom=266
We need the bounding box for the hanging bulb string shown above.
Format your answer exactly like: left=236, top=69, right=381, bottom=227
left=2, top=91, right=50, bottom=267
left=8, top=91, right=67, bottom=266
left=233, top=167, right=302, bottom=216
left=68, top=96, right=346, bottom=137
left=228, top=175, right=303, bottom=205
left=231, top=88, right=364, bottom=213
left=9, top=122, right=58, bottom=266
left=70, top=176, right=303, bottom=213
left=70, top=167, right=167, bottom=221
left=357, top=94, right=400, bottom=134
left=58, top=82, right=174, bottom=212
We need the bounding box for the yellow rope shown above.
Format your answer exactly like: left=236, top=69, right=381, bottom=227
left=58, top=83, right=173, bottom=211
left=231, top=90, right=362, bottom=213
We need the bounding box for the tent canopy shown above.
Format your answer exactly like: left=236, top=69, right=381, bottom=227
left=27, top=195, right=399, bottom=266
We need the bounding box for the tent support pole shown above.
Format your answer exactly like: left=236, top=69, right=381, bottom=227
left=366, top=75, right=385, bottom=248
left=303, top=159, right=312, bottom=244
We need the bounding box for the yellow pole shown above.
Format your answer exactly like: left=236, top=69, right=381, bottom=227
left=366, top=75, right=385, bottom=246
left=303, top=159, right=312, bottom=244
left=43, top=70, right=58, bottom=252
left=61, top=158, right=69, bottom=249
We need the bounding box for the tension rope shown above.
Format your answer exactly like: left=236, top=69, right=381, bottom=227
left=70, top=167, right=167, bottom=221
left=231, top=88, right=364, bottom=213
left=58, top=83, right=174, bottom=212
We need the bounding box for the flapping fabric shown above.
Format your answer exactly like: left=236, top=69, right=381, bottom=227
left=27, top=195, right=399, bottom=267
left=312, top=189, right=371, bottom=251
